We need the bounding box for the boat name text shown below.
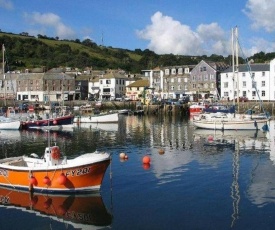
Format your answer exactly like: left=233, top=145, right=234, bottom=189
left=65, top=167, right=91, bottom=177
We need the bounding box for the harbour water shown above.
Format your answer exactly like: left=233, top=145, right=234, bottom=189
left=0, top=115, right=275, bottom=229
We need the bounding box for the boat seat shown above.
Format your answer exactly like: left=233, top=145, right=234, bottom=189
left=3, top=158, right=26, bottom=166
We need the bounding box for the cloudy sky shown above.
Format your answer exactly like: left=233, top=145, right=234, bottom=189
left=0, top=0, right=275, bottom=57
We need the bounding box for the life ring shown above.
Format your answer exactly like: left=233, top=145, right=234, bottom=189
left=51, top=146, right=61, bottom=160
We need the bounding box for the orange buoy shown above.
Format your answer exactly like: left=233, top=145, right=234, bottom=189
left=43, top=198, right=52, bottom=209
left=142, top=156, right=151, bottom=164
left=58, top=173, right=67, bottom=185
left=43, top=176, right=51, bottom=186
left=29, top=176, right=38, bottom=186
left=51, top=146, right=61, bottom=160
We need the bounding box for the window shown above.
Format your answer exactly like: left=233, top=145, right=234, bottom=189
left=252, top=91, right=256, bottom=97
left=171, top=78, right=174, bottom=83
left=262, top=90, right=265, bottom=97
left=252, top=72, right=255, bottom=77
left=204, top=75, right=208, bottom=80
left=106, top=80, right=111, bottom=84
left=242, top=73, right=245, bottom=77
left=178, top=78, right=181, bottom=83
left=262, top=72, right=265, bottom=76
left=178, top=68, right=183, bottom=74
left=224, top=92, right=229, bottom=97
left=178, top=85, right=181, bottom=90
left=243, top=91, right=246, bottom=97
left=262, top=81, right=265, bottom=87
left=252, top=81, right=257, bottom=88
left=224, top=82, right=228, bottom=88
left=165, top=69, right=170, bottom=75
left=193, top=84, right=196, bottom=88
left=243, top=81, right=246, bottom=87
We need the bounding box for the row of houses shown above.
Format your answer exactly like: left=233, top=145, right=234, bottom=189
left=1, top=58, right=275, bottom=103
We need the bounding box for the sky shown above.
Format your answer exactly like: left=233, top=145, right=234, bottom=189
left=0, top=0, right=275, bottom=57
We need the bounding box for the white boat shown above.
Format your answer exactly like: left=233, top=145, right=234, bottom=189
left=0, top=116, right=21, bottom=130
left=192, top=27, right=270, bottom=131
left=192, top=112, right=269, bottom=130
left=74, top=112, right=119, bottom=123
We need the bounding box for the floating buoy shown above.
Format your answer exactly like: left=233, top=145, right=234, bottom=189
left=142, top=156, right=151, bottom=164
left=43, top=198, right=52, bottom=209
left=158, top=149, right=165, bottom=155
left=119, top=152, right=126, bottom=158
left=29, top=176, right=38, bottom=186
left=58, top=173, right=67, bottom=185
left=51, top=146, right=61, bottom=160
left=124, top=155, right=128, bottom=160
left=43, top=176, right=51, bottom=186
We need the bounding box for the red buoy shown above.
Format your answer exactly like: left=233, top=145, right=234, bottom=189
left=58, top=173, right=67, bottom=185
left=29, top=176, right=38, bottom=186
left=43, top=176, right=51, bottom=186
left=142, top=156, right=151, bottom=164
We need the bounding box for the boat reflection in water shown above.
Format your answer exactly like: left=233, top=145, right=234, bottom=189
left=0, top=187, right=112, bottom=229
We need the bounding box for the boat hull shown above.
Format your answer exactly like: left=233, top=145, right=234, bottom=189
left=21, top=115, right=74, bottom=130
left=0, top=120, right=21, bottom=130
left=193, top=118, right=269, bottom=130
left=74, top=113, right=119, bottom=123
left=0, top=158, right=110, bottom=194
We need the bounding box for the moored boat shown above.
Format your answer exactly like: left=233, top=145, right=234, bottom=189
left=21, top=114, right=74, bottom=130
left=74, top=112, right=119, bottom=123
left=0, top=143, right=110, bottom=193
left=192, top=112, right=269, bottom=130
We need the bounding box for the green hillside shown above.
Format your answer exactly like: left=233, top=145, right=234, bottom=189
left=1, top=31, right=275, bottom=73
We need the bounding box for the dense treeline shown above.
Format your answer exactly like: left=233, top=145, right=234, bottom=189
left=1, top=32, right=275, bottom=73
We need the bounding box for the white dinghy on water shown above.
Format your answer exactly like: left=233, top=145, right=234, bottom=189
left=193, top=27, right=270, bottom=132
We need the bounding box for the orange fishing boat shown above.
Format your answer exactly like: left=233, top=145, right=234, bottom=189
left=0, top=143, right=110, bottom=194
left=0, top=187, right=112, bottom=228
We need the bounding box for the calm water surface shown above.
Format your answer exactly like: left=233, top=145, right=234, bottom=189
left=0, top=115, right=275, bottom=230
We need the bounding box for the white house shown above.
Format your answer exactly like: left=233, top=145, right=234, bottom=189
left=220, top=61, right=271, bottom=101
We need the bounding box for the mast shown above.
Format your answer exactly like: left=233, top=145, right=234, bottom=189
left=2, top=44, right=6, bottom=107
left=231, top=28, right=235, bottom=108
left=235, top=27, right=240, bottom=113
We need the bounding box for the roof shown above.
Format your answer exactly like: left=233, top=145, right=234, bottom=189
left=127, top=79, right=149, bottom=87
left=222, top=63, right=270, bottom=73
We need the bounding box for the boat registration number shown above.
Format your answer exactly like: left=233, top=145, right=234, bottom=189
left=65, top=167, right=91, bottom=177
